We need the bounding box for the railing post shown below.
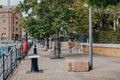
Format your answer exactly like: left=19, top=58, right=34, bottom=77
left=3, top=54, right=5, bottom=80
left=15, top=46, right=18, bottom=67
left=21, top=42, right=24, bottom=59
left=10, top=50, right=13, bottom=75
left=20, top=44, right=23, bottom=60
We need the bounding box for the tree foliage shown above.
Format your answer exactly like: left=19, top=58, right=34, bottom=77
left=16, top=0, right=89, bottom=39
left=15, top=0, right=120, bottom=42
left=88, top=0, right=120, bottom=8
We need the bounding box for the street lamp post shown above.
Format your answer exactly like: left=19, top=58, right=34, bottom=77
left=26, top=32, right=28, bottom=54
left=32, top=15, right=37, bottom=54
left=26, top=32, right=28, bottom=42
left=33, top=28, right=37, bottom=54
left=89, top=7, right=93, bottom=70
left=84, top=3, right=93, bottom=70
left=58, top=28, right=61, bottom=58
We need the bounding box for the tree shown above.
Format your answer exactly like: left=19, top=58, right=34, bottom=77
left=88, top=0, right=120, bottom=8
left=16, top=0, right=52, bottom=39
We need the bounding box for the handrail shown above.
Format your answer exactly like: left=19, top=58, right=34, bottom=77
left=7, top=42, right=17, bottom=55
left=0, top=41, right=33, bottom=80
left=4, top=45, right=15, bottom=57
left=0, top=42, right=22, bottom=80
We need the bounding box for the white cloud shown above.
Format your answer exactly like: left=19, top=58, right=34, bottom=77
left=0, top=0, right=24, bottom=6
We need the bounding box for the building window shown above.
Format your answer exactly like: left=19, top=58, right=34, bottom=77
left=2, top=19, right=6, bottom=23
left=2, top=14, right=6, bottom=18
left=12, top=27, right=14, bottom=32
left=1, top=33, right=7, bottom=40
left=16, top=17, right=18, bottom=20
left=2, top=26, right=7, bottom=30
left=15, top=34, right=18, bottom=40
left=12, top=33, right=14, bottom=39
left=16, top=21, right=18, bottom=24
left=16, top=28, right=18, bottom=32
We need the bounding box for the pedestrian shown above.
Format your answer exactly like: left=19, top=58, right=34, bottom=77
left=23, top=40, right=28, bottom=57
left=68, top=39, right=73, bottom=53
left=76, top=40, right=81, bottom=54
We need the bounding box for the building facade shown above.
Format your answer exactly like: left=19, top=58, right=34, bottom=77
left=0, top=6, right=22, bottom=41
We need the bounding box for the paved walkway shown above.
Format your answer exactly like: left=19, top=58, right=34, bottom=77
left=10, top=44, right=120, bottom=80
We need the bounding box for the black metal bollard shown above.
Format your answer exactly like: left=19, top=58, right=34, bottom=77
left=34, top=44, right=37, bottom=54
left=31, top=58, right=39, bottom=72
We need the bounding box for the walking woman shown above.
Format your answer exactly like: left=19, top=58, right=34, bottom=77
left=68, top=39, right=73, bottom=53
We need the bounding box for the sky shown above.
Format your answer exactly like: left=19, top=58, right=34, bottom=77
left=0, top=0, right=23, bottom=6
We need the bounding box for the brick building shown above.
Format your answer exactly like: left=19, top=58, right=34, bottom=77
left=0, top=6, right=22, bottom=41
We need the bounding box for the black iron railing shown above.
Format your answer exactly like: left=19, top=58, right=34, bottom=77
left=0, top=42, right=23, bottom=80
left=0, top=41, right=33, bottom=80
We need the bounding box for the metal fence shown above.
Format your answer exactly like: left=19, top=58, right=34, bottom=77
left=0, top=42, right=23, bottom=80
left=0, top=41, right=33, bottom=80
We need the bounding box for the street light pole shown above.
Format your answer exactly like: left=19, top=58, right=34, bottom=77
left=26, top=32, right=28, bottom=42
left=26, top=32, right=28, bottom=54
left=89, top=7, right=93, bottom=70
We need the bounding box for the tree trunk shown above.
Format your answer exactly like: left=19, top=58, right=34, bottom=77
left=56, top=29, right=61, bottom=58
left=44, top=38, right=49, bottom=50
left=49, top=37, right=52, bottom=49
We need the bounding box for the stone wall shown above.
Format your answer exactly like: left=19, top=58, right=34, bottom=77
left=59, top=42, right=120, bottom=58
left=61, top=42, right=80, bottom=48
left=81, top=43, right=120, bottom=57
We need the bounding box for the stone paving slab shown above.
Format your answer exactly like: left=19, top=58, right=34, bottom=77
left=10, top=44, right=120, bottom=80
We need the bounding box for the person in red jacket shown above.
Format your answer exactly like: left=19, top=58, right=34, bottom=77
left=23, top=40, right=28, bottom=57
